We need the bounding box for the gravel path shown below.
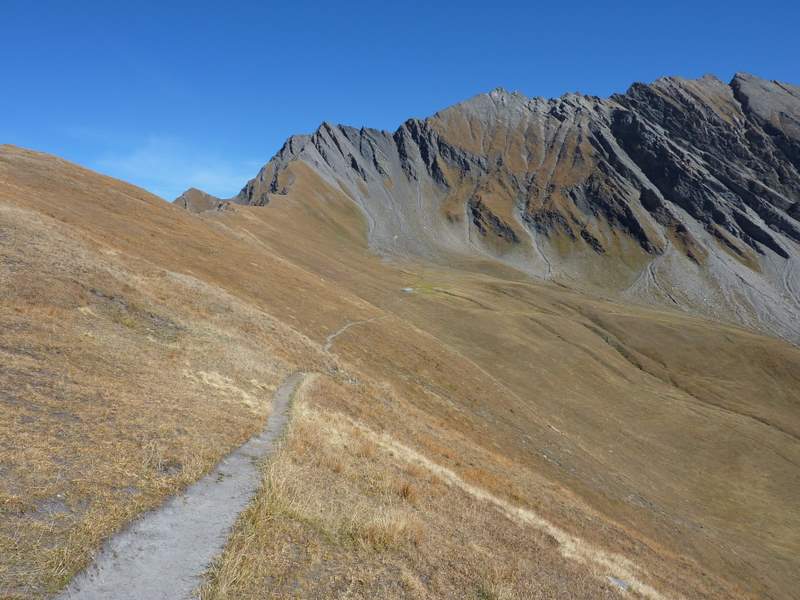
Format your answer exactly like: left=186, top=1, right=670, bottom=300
left=57, top=372, right=306, bottom=600
left=323, top=316, right=384, bottom=352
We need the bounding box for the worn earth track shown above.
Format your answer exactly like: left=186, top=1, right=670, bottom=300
left=323, top=316, right=385, bottom=351
left=57, top=372, right=307, bottom=600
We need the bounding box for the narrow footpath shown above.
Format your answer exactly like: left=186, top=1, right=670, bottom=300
left=58, top=372, right=307, bottom=600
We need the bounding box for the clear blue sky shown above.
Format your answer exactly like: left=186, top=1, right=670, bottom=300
left=3, top=0, right=798, bottom=200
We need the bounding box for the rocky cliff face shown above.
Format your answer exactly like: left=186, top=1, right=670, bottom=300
left=177, top=73, right=800, bottom=341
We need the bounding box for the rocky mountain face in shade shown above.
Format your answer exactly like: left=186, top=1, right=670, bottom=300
left=177, top=73, right=800, bottom=341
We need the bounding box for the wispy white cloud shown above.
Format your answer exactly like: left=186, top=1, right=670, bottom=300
left=91, top=136, right=260, bottom=201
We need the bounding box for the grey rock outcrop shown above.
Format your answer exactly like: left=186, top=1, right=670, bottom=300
left=176, top=73, right=800, bottom=342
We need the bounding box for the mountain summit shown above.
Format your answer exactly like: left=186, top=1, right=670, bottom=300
left=4, top=76, right=800, bottom=598
left=178, top=73, right=800, bottom=342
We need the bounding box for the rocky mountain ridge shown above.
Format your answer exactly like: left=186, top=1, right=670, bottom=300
left=177, top=73, right=800, bottom=341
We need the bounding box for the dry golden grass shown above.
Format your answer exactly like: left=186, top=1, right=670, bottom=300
left=2, top=145, right=798, bottom=598
left=0, top=202, right=311, bottom=597
left=200, top=377, right=621, bottom=599
left=199, top=373, right=744, bottom=599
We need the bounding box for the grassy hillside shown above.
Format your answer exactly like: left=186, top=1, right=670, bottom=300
left=1, top=145, right=798, bottom=598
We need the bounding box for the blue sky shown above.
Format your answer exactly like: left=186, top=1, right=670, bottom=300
left=3, top=0, right=798, bottom=200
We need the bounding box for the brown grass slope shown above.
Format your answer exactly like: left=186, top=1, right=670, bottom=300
left=1, top=144, right=799, bottom=598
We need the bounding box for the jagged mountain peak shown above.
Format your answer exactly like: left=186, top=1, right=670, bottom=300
left=176, top=72, right=800, bottom=342
left=728, top=71, right=799, bottom=90
left=486, top=86, right=528, bottom=101
left=651, top=72, right=724, bottom=86
left=437, top=85, right=603, bottom=123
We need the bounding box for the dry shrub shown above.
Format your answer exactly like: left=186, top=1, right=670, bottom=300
left=257, top=458, right=312, bottom=526
left=286, top=410, right=350, bottom=476
left=477, top=564, right=520, bottom=600
left=0, top=493, right=28, bottom=515
left=401, top=568, right=430, bottom=599
left=395, top=480, right=419, bottom=505
left=355, top=437, right=377, bottom=460
left=321, top=454, right=345, bottom=474
left=140, top=439, right=164, bottom=474
left=477, top=581, right=517, bottom=600
left=404, top=462, right=427, bottom=479
left=350, top=507, right=424, bottom=549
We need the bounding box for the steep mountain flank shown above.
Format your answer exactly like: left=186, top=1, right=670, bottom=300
left=180, top=73, right=800, bottom=341
left=4, top=143, right=800, bottom=599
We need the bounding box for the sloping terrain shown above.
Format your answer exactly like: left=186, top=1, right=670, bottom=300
left=2, top=140, right=800, bottom=599
left=57, top=373, right=306, bottom=600
left=189, top=73, right=800, bottom=343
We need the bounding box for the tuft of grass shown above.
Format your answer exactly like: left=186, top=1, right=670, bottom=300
left=475, top=564, right=520, bottom=600
left=395, top=480, right=419, bottom=504
left=355, top=437, right=377, bottom=460
left=348, top=507, right=424, bottom=550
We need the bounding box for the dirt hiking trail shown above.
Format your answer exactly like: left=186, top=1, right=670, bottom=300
left=57, top=372, right=307, bottom=600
